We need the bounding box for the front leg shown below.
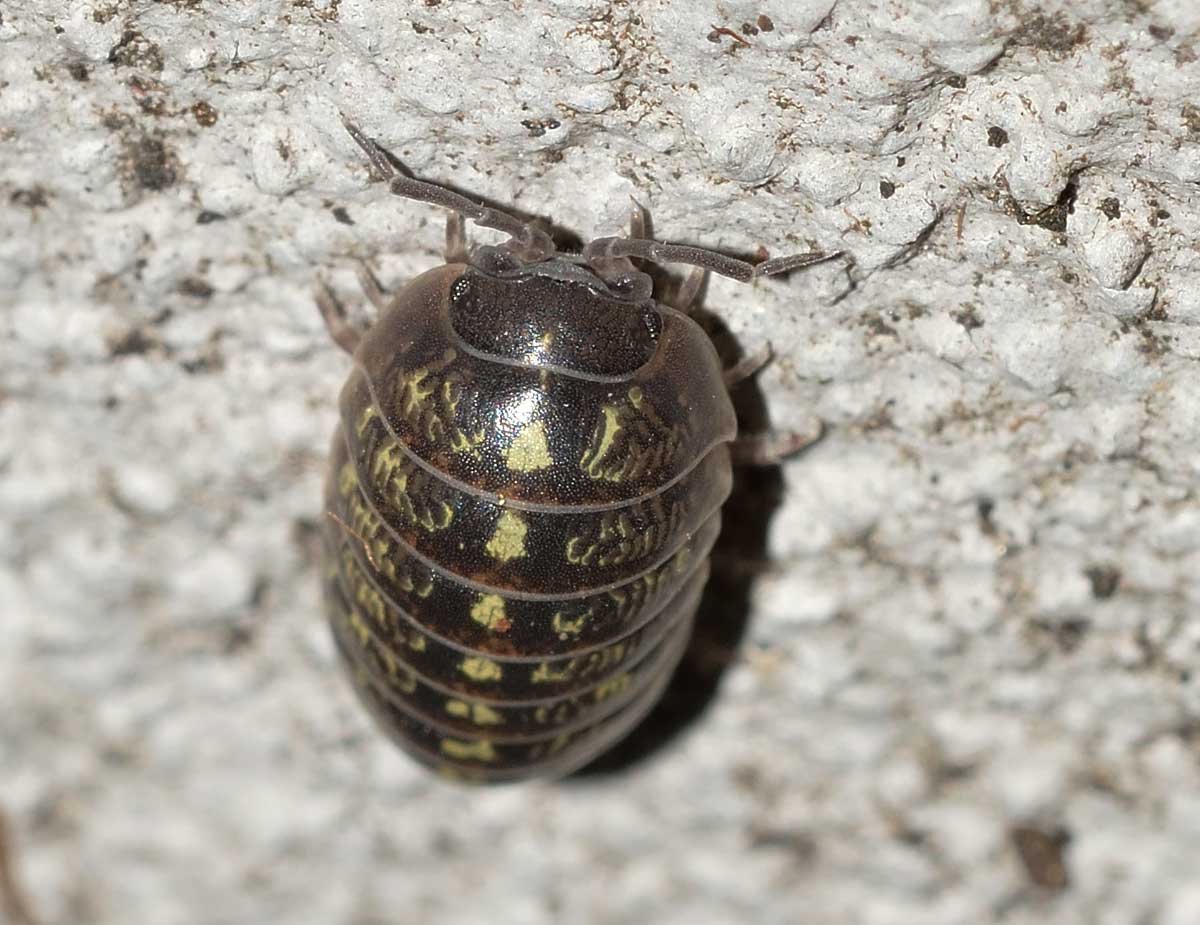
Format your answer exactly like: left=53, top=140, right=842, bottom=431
left=315, top=281, right=367, bottom=356
left=315, top=262, right=392, bottom=356
left=729, top=422, right=823, bottom=466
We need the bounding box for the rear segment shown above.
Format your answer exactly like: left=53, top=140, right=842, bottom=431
left=321, top=265, right=735, bottom=782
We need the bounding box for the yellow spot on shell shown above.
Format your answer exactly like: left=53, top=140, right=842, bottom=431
left=460, top=656, right=503, bottom=681
left=440, top=738, right=497, bottom=762
left=470, top=594, right=511, bottom=632
left=446, top=700, right=504, bottom=725
left=505, top=420, right=553, bottom=473
left=485, top=511, right=528, bottom=562
left=474, top=705, right=503, bottom=724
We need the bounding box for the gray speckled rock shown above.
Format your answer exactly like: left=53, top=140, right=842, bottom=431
left=2, top=1, right=1198, bottom=923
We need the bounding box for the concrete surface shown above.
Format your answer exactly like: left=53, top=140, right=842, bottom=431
left=2, top=0, right=1198, bottom=923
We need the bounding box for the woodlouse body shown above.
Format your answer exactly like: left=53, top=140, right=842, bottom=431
left=319, top=118, right=829, bottom=783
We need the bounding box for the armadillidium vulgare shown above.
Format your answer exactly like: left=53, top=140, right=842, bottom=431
left=317, top=116, right=832, bottom=783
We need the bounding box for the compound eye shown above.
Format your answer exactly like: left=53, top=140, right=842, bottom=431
left=605, top=271, right=653, bottom=302
left=473, top=245, right=525, bottom=276
left=640, top=305, right=662, bottom=341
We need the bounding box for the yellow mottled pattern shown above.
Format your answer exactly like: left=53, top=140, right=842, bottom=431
left=593, top=673, right=632, bottom=702
left=602, top=540, right=695, bottom=622
left=349, top=611, right=370, bottom=646
left=338, top=505, right=435, bottom=598
left=470, top=594, right=510, bottom=631
left=578, top=388, right=685, bottom=483
left=334, top=561, right=435, bottom=667
left=336, top=444, right=446, bottom=600
left=378, top=643, right=398, bottom=677
left=530, top=643, right=628, bottom=684
left=400, top=367, right=434, bottom=418
left=335, top=474, right=397, bottom=587
left=484, top=511, right=528, bottom=562
left=440, top=738, right=497, bottom=762
left=338, top=461, right=357, bottom=496
left=340, top=548, right=391, bottom=628
left=365, top=432, right=455, bottom=533
left=564, top=493, right=683, bottom=569
left=449, top=426, right=486, bottom=455
left=445, top=700, right=504, bottom=726
left=580, top=405, right=623, bottom=480
left=551, top=609, right=590, bottom=639
left=533, top=700, right=593, bottom=727
left=460, top=656, right=503, bottom=681
left=529, top=661, right=572, bottom=684
left=331, top=607, right=416, bottom=694
left=354, top=404, right=378, bottom=437
left=524, top=735, right=570, bottom=764
left=565, top=536, right=597, bottom=565
left=506, top=420, right=554, bottom=472
left=391, top=353, right=486, bottom=456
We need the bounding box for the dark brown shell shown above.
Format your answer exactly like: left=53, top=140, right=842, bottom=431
left=322, top=264, right=736, bottom=782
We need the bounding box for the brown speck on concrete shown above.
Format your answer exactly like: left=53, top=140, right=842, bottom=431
left=192, top=100, right=218, bottom=127
left=1085, top=565, right=1120, bottom=598
left=125, top=135, right=178, bottom=191
left=108, top=29, right=164, bottom=71
left=1011, top=825, right=1070, bottom=891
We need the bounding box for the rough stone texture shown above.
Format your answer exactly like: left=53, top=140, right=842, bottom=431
left=2, top=0, right=1198, bottom=922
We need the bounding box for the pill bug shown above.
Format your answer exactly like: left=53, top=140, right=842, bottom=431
left=317, top=116, right=832, bottom=783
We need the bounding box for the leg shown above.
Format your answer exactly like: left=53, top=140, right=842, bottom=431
left=355, top=263, right=390, bottom=313
left=584, top=235, right=839, bottom=284
left=315, top=281, right=367, bottom=356
left=340, top=114, right=554, bottom=263
left=445, top=212, right=468, bottom=263
left=722, top=343, right=772, bottom=387
left=673, top=267, right=706, bottom=313
left=625, top=202, right=707, bottom=313
left=729, top=421, right=823, bottom=466
left=590, top=204, right=646, bottom=280
left=629, top=200, right=648, bottom=240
